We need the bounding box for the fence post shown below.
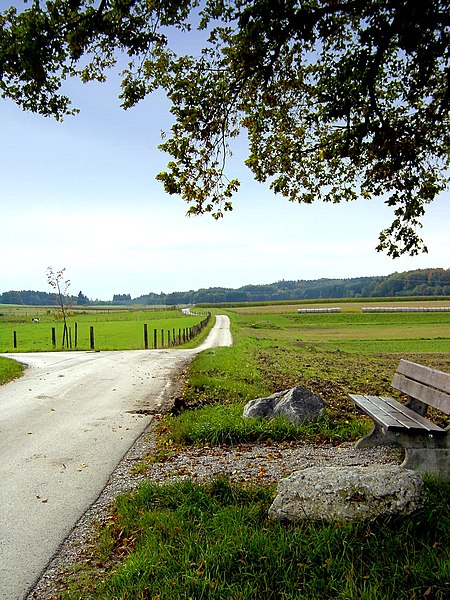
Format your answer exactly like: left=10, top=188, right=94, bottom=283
left=62, top=323, right=69, bottom=349
left=90, top=326, right=95, bottom=350
left=13, top=331, right=17, bottom=349
left=74, top=323, right=78, bottom=348
left=168, top=330, right=171, bottom=346
left=161, top=329, right=165, bottom=347
left=153, top=328, right=157, bottom=349
left=144, top=323, right=148, bottom=349
left=52, top=327, right=56, bottom=348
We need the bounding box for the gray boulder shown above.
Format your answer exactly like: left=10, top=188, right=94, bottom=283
left=242, top=386, right=326, bottom=425
left=268, top=465, right=424, bottom=522
left=242, top=390, right=286, bottom=419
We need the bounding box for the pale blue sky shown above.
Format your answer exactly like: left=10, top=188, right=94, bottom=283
left=1, top=64, right=449, bottom=300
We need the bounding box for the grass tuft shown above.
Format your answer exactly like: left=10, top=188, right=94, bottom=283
left=155, top=403, right=370, bottom=447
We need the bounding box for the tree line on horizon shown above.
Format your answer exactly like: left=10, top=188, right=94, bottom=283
left=1, top=269, right=449, bottom=307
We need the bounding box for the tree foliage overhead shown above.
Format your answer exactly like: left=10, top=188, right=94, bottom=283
left=1, top=1, right=449, bottom=256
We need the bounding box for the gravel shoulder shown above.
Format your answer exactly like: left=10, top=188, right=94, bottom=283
left=29, top=417, right=400, bottom=599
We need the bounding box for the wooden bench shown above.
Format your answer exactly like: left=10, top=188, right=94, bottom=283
left=350, top=359, right=450, bottom=481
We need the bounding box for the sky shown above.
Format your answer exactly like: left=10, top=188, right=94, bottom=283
left=1, top=44, right=449, bottom=301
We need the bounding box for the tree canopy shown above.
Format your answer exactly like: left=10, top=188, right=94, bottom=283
left=1, top=1, right=449, bottom=256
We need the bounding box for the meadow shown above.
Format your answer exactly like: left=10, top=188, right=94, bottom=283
left=172, top=301, right=450, bottom=443
left=0, top=305, right=209, bottom=352
left=2, top=299, right=449, bottom=599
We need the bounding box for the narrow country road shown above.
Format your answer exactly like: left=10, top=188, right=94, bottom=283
left=0, top=315, right=232, bottom=600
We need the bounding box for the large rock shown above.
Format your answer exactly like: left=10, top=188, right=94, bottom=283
left=242, top=390, right=286, bottom=419
left=268, top=465, right=424, bottom=522
left=243, top=386, right=326, bottom=424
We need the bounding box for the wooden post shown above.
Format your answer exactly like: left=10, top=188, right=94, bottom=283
left=153, top=328, right=157, bottom=349
left=74, top=322, right=78, bottom=348
left=52, top=327, right=56, bottom=348
left=62, top=323, right=69, bottom=349
left=161, top=329, right=165, bottom=347
left=90, top=326, right=95, bottom=350
left=13, top=331, right=17, bottom=349
left=69, top=327, right=72, bottom=349
left=168, top=330, right=171, bottom=346
left=144, top=324, right=148, bottom=349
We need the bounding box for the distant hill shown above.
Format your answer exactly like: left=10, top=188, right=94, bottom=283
left=2, top=268, right=448, bottom=306
left=136, top=268, right=450, bottom=305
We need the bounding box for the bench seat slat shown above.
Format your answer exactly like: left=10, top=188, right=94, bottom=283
left=349, top=394, right=446, bottom=434
left=350, top=395, right=408, bottom=431
left=378, top=397, right=446, bottom=432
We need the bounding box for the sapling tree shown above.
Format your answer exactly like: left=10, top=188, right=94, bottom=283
left=47, top=266, right=71, bottom=348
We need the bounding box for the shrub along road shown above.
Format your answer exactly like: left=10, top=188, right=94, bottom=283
left=0, top=315, right=232, bottom=600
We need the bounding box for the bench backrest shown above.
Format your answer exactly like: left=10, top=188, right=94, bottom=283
left=391, top=359, right=450, bottom=415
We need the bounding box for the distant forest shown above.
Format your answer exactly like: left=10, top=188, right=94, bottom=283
left=1, top=269, right=449, bottom=307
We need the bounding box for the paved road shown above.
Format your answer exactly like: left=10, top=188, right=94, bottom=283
left=0, top=316, right=231, bottom=600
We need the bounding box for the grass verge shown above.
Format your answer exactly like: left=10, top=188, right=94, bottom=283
left=156, top=403, right=369, bottom=448
left=59, top=476, right=449, bottom=599
left=0, top=356, right=25, bottom=384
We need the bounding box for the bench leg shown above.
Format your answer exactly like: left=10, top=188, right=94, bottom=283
left=402, top=448, right=450, bottom=482
left=355, top=423, right=400, bottom=449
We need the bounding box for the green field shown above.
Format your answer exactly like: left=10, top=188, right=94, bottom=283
left=0, top=306, right=209, bottom=352
left=232, top=305, right=450, bottom=354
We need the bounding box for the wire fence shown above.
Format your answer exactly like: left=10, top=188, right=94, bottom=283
left=7, top=312, right=212, bottom=351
